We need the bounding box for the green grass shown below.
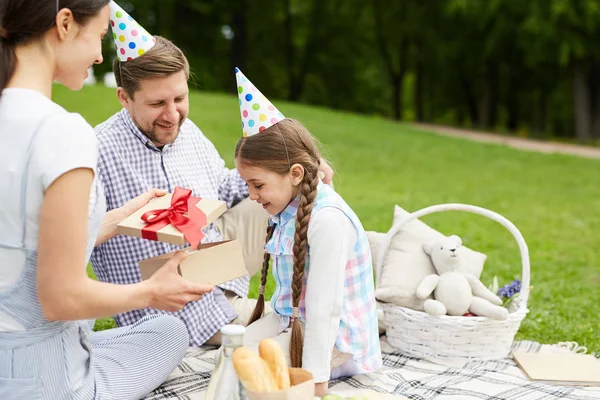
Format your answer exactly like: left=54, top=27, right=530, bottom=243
left=55, top=84, right=600, bottom=353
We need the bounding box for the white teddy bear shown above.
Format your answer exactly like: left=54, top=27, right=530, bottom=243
left=416, top=235, right=508, bottom=320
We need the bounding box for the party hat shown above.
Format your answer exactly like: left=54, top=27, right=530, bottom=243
left=109, top=1, right=156, bottom=62
left=235, top=67, right=285, bottom=137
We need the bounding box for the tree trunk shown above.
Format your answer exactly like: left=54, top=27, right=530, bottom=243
left=589, top=61, right=600, bottom=139
left=154, top=0, right=175, bottom=39
left=388, top=39, right=410, bottom=121
left=230, top=0, right=248, bottom=89
left=478, top=83, right=491, bottom=129
left=414, top=40, right=425, bottom=122
left=457, top=108, right=465, bottom=125
left=488, top=63, right=499, bottom=128
left=506, top=95, right=519, bottom=131
left=592, top=94, right=600, bottom=139
left=371, top=0, right=408, bottom=120
left=459, top=74, right=478, bottom=126
left=395, top=39, right=409, bottom=120
left=284, top=0, right=296, bottom=100
left=532, top=90, right=548, bottom=137
left=392, top=74, right=403, bottom=121
left=285, top=0, right=321, bottom=101
left=505, top=71, right=519, bottom=131
left=478, top=63, right=499, bottom=129
left=572, top=60, right=592, bottom=142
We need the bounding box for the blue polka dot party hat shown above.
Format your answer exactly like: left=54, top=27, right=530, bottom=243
left=235, top=67, right=285, bottom=137
left=109, top=1, right=156, bottom=62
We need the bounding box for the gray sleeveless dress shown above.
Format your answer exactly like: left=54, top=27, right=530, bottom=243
left=0, top=114, right=189, bottom=400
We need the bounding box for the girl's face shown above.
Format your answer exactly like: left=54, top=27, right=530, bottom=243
left=55, top=5, right=110, bottom=90
left=235, top=161, right=303, bottom=216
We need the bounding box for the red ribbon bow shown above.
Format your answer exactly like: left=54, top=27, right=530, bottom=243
left=140, top=187, right=207, bottom=248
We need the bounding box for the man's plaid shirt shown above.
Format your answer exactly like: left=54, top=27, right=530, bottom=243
left=90, top=109, right=250, bottom=346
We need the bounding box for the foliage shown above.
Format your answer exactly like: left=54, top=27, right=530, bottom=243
left=91, top=0, right=600, bottom=142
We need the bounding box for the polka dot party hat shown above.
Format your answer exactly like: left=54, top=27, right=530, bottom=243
left=109, top=1, right=156, bottom=62
left=235, top=67, right=285, bottom=137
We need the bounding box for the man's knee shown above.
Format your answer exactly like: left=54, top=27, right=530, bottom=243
left=226, top=290, right=272, bottom=326
left=215, top=198, right=270, bottom=276
left=205, top=292, right=270, bottom=346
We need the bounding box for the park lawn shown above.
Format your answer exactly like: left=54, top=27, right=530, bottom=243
left=56, top=84, right=600, bottom=353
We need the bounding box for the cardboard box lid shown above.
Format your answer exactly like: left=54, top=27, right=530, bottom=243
left=513, top=351, right=600, bottom=386
left=117, top=190, right=226, bottom=246
left=138, top=239, right=248, bottom=286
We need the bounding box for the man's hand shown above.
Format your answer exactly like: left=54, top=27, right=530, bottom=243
left=318, top=158, right=334, bottom=185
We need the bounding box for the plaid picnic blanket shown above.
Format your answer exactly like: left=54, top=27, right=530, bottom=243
left=146, top=338, right=600, bottom=400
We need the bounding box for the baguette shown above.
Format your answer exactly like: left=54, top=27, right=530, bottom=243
left=259, top=338, right=291, bottom=390
left=232, top=346, right=279, bottom=392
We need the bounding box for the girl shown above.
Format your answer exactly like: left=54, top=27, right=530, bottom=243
left=236, top=118, right=382, bottom=396
left=0, top=1, right=213, bottom=399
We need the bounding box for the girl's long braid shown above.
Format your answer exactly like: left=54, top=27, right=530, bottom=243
left=247, top=224, right=276, bottom=325
left=289, top=169, right=320, bottom=368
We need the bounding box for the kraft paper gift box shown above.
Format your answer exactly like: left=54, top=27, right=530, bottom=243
left=118, top=187, right=248, bottom=285
left=138, top=240, right=248, bottom=286
left=117, top=187, right=227, bottom=248
left=244, top=368, right=315, bottom=400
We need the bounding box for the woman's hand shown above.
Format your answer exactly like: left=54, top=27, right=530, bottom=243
left=120, top=188, right=167, bottom=218
left=143, top=251, right=214, bottom=312
left=95, top=188, right=167, bottom=246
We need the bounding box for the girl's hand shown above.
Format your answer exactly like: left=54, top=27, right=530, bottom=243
left=315, top=381, right=329, bottom=397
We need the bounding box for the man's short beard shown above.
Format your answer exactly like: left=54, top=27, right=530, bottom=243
left=143, top=128, right=169, bottom=146
left=132, top=113, right=183, bottom=146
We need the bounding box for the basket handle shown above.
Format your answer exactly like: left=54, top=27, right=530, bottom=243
left=375, top=203, right=530, bottom=307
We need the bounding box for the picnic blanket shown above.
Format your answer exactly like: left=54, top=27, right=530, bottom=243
left=146, top=337, right=600, bottom=400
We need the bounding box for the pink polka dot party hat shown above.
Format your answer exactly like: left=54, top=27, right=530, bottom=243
left=109, top=1, right=156, bottom=62
left=235, top=67, right=285, bottom=137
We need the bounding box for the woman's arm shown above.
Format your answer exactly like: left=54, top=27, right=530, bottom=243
left=303, top=207, right=357, bottom=394
left=94, top=188, right=166, bottom=247
left=37, top=169, right=212, bottom=321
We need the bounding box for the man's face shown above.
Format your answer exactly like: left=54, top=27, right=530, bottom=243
left=118, top=70, right=189, bottom=147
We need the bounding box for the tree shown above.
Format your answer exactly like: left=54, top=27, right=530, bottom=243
left=522, top=0, right=600, bottom=141
left=371, top=0, right=411, bottom=120
left=282, top=0, right=324, bottom=101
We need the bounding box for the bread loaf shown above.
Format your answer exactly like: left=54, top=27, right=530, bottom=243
left=259, top=338, right=291, bottom=390
left=232, top=346, right=279, bottom=392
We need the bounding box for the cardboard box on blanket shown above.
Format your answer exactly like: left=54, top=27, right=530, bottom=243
left=117, top=187, right=248, bottom=285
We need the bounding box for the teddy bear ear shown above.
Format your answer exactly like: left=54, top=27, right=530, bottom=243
left=423, top=242, right=434, bottom=255
left=449, top=235, right=463, bottom=246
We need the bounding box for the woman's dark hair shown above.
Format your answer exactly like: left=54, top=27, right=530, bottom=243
left=0, top=0, right=110, bottom=93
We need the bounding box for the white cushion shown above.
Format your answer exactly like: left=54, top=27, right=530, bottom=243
left=371, top=205, right=486, bottom=311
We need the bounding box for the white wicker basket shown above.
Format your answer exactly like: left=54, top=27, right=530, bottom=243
left=375, top=203, right=531, bottom=362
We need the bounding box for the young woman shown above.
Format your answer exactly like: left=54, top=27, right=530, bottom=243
left=0, top=1, right=212, bottom=398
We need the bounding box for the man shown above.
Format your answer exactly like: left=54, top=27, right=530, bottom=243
left=91, top=34, right=333, bottom=346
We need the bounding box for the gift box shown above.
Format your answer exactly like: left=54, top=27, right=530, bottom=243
left=138, top=240, right=248, bottom=286
left=244, top=368, right=315, bottom=400
left=117, top=187, right=227, bottom=248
